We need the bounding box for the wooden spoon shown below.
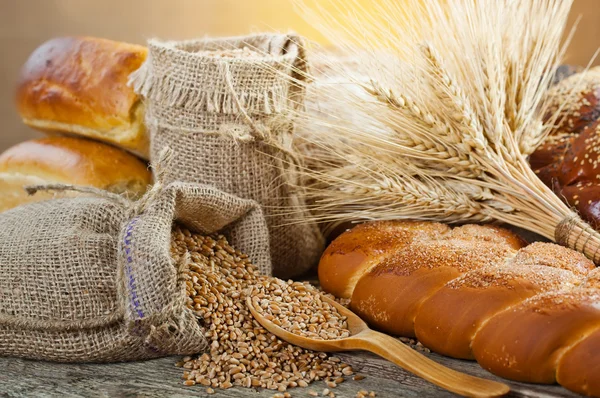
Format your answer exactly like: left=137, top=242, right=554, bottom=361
left=247, top=295, right=510, bottom=397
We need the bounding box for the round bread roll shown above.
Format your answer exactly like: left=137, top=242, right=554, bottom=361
left=0, top=136, right=152, bottom=213
left=471, top=289, right=600, bottom=384
left=15, top=36, right=149, bottom=158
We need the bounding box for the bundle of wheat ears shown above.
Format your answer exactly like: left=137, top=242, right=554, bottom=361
left=280, top=0, right=600, bottom=262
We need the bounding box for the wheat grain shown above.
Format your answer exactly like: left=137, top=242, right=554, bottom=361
left=249, top=278, right=351, bottom=340
left=172, top=226, right=355, bottom=392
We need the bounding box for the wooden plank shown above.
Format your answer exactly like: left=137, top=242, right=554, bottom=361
left=0, top=355, right=426, bottom=398
left=0, top=350, right=579, bottom=397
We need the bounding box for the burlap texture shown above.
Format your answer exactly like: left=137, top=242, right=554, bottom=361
left=130, top=33, right=324, bottom=278
left=0, top=182, right=270, bottom=362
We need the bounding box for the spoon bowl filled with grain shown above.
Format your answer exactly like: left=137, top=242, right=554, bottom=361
left=246, top=281, right=510, bottom=398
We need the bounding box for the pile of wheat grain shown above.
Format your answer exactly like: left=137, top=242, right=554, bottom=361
left=171, top=226, right=354, bottom=394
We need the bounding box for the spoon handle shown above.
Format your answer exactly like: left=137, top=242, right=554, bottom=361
left=353, top=329, right=510, bottom=397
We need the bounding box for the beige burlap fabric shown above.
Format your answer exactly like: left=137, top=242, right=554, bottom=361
left=0, top=182, right=270, bottom=362
left=130, top=33, right=324, bottom=278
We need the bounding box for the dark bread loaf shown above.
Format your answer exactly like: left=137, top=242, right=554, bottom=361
left=534, top=67, right=600, bottom=175
left=532, top=68, right=600, bottom=230
left=529, top=133, right=576, bottom=172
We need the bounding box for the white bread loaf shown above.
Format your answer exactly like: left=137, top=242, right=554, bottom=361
left=15, top=37, right=149, bottom=158
left=319, top=221, right=599, bottom=396
left=0, top=136, right=152, bottom=213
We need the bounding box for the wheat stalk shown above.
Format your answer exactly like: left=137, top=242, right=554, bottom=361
left=285, top=0, right=600, bottom=262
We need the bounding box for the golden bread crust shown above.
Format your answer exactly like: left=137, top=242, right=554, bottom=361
left=15, top=36, right=149, bottom=157
left=318, top=220, right=450, bottom=298
left=0, top=136, right=152, bottom=212
left=319, top=220, right=600, bottom=394
left=414, top=265, right=580, bottom=359
left=511, top=242, right=595, bottom=276
left=319, top=221, right=522, bottom=336
left=472, top=290, right=600, bottom=384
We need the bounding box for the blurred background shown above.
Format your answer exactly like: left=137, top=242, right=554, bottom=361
left=1, top=0, right=599, bottom=152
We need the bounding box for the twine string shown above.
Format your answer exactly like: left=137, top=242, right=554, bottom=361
left=555, top=214, right=600, bottom=264
left=25, top=184, right=130, bottom=207
left=221, top=59, right=323, bottom=244
left=127, top=146, right=174, bottom=218
left=220, top=61, right=310, bottom=214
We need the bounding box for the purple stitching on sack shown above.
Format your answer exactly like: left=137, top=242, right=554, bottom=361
left=123, top=218, right=144, bottom=318
left=122, top=218, right=161, bottom=354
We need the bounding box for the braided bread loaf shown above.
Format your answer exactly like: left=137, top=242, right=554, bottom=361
left=319, top=221, right=600, bottom=396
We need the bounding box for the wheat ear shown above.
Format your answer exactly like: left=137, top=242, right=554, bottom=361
left=285, top=0, right=600, bottom=262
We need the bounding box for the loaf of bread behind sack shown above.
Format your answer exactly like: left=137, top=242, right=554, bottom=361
left=15, top=37, right=149, bottom=158
left=0, top=136, right=152, bottom=213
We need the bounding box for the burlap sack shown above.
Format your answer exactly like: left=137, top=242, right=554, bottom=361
left=130, top=33, right=324, bottom=278
left=0, top=181, right=270, bottom=362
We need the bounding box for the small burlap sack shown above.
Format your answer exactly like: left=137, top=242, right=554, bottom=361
left=130, top=33, right=324, bottom=278
left=0, top=180, right=270, bottom=362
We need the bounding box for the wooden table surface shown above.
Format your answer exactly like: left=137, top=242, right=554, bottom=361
left=0, top=229, right=579, bottom=397
left=0, top=350, right=579, bottom=397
